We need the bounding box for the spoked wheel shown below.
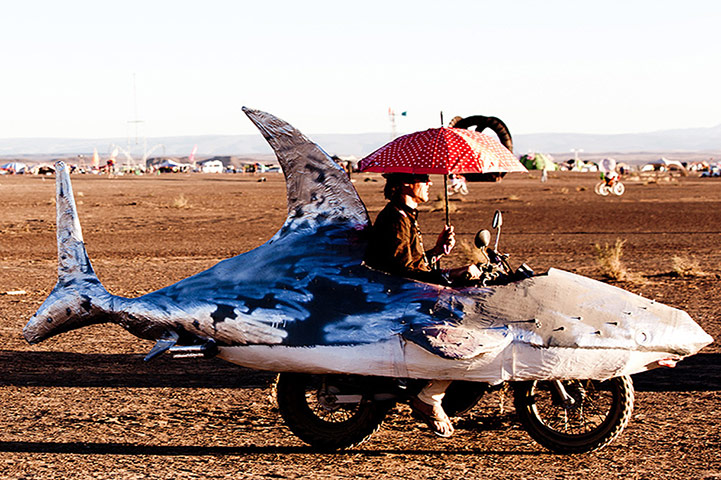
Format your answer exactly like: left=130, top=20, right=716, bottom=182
left=612, top=182, right=625, bottom=196
left=276, top=373, right=392, bottom=450
left=513, top=376, right=634, bottom=454
left=594, top=182, right=610, bottom=196
left=447, top=185, right=469, bottom=196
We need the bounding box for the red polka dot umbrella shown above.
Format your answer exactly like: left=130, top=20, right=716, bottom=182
left=358, top=127, right=527, bottom=175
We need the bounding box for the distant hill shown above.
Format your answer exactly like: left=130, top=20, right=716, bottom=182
left=1, top=124, right=719, bottom=160
left=514, top=124, right=721, bottom=155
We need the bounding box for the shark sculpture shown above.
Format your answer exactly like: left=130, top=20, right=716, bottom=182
left=24, top=108, right=713, bottom=383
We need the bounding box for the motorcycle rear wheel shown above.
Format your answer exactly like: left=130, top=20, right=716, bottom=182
left=276, top=373, right=392, bottom=450
left=513, top=376, right=634, bottom=454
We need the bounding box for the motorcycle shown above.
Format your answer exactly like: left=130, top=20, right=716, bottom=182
left=272, top=211, right=634, bottom=454
left=25, top=109, right=709, bottom=456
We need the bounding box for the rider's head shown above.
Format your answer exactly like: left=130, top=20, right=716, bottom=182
left=383, top=173, right=431, bottom=202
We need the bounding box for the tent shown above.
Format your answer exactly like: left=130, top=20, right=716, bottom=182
left=641, top=157, right=687, bottom=173
left=520, top=153, right=557, bottom=171
left=200, top=160, right=224, bottom=173
left=155, top=159, right=192, bottom=172
left=31, top=163, right=55, bottom=175
left=1, top=161, right=28, bottom=174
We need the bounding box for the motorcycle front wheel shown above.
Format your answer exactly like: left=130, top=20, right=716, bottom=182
left=612, top=182, right=625, bottom=196
left=513, top=376, right=634, bottom=454
left=276, top=373, right=392, bottom=450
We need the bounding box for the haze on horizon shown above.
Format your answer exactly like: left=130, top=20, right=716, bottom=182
left=3, top=1, right=720, bottom=140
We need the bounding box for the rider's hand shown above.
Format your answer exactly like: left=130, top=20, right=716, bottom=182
left=465, top=263, right=482, bottom=280
left=434, top=225, right=455, bottom=256
left=443, top=263, right=482, bottom=283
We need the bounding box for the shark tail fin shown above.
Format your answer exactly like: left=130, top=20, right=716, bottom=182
left=54, top=161, right=97, bottom=280
left=23, top=162, right=112, bottom=344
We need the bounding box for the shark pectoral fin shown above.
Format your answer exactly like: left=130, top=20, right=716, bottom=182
left=144, top=330, right=180, bottom=361
left=404, top=325, right=511, bottom=360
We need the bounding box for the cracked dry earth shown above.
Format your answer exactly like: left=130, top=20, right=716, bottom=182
left=0, top=171, right=719, bottom=479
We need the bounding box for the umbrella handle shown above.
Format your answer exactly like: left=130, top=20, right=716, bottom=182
left=443, top=174, right=450, bottom=226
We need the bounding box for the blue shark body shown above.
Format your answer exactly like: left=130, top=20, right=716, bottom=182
left=23, top=108, right=712, bottom=383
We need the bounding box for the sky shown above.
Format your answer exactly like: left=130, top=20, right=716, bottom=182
left=2, top=0, right=720, bottom=139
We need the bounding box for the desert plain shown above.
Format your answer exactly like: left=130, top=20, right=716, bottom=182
left=0, top=169, right=719, bottom=479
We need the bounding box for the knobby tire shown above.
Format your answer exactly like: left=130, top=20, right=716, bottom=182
left=513, top=376, right=634, bottom=454
left=276, top=373, right=392, bottom=450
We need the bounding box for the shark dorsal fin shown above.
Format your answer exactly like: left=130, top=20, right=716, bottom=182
left=243, top=108, right=369, bottom=235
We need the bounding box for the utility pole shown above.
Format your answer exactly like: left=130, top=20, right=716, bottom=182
left=388, top=108, right=407, bottom=140
left=127, top=73, right=144, bottom=167
left=388, top=108, right=397, bottom=140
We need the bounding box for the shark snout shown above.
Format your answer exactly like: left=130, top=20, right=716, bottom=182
left=669, top=315, right=713, bottom=356
left=640, top=309, right=714, bottom=357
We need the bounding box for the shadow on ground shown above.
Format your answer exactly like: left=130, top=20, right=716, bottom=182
left=0, top=440, right=544, bottom=457
left=0, top=350, right=274, bottom=388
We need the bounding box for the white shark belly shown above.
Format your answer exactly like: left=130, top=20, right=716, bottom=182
left=217, top=337, right=674, bottom=383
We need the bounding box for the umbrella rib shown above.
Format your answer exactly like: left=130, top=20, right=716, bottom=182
left=430, top=128, right=447, bottom=174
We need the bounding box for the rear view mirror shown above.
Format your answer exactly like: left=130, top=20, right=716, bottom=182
left=474, top=229, right=491, bottom=249
left=492, top=210, right=503, bottom=229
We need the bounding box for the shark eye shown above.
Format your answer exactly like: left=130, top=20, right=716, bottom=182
left=635, top=331, right=648, bottom=345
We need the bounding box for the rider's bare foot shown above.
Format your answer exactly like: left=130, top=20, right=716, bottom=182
left=410, top=396, right=454, bottom=438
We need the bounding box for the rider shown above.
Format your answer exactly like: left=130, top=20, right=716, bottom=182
left=364, top=172, right=481, bottom=437
left=599, top=158, right=619, bottom=185
left=601, top=169, right=619, bottom=185
left=364, top=173, right=480, bottom=284
left=449, top=173, right=466, bottom=193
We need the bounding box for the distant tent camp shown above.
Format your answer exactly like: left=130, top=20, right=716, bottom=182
left=558, top=158, right=597, bottom=172
left=520, top=153, right=556, bottom=171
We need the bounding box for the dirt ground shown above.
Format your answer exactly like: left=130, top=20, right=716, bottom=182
left=0, top=170, right=719, bottom=479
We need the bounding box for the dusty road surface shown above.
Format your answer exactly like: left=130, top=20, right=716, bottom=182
left=0, top=170, right=719, bottom=479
